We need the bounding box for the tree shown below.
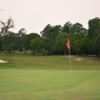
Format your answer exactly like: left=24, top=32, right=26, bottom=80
left=0, top=18, right=14, bottom=50
left=26, top=33, right=40, bottom=50
left=4, top=31, right=17, bottom=53
left=54, top=32, right=69, bottom=55
left=72, top=34, right=88, bottom=55
left=62, top=21, right=72, bottom=33
left=30, top=36, right=44, bottom=55
left=41, top=24, right=62, bottom=54
left=88, top=17, right=100, bottom=37
left=0, top=18, right=14, bottom=36
left=50, top=25, right=62, bottom=40
left=71, top=23, right=87, bottom=35
left=88, top=17, right=100, bottom=57
left=17, top=28, right=27, bottom=52
left=40, top=24, right=52, bottom=39
left=95, top=34, right=100, bottom=58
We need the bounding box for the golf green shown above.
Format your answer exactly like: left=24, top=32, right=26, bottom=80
left=0, top=55, right=100, bottom=100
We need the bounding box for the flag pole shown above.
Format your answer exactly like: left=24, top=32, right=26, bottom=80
left=66, top=39, right=72, bottom=71
left=68, top=48, right=71, bottom=71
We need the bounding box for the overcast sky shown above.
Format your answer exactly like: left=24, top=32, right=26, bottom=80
left=0, top=0, right=100, bottom=33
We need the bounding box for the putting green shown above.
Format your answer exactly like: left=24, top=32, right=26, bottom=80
left=0, top=69, right=100, bottom=100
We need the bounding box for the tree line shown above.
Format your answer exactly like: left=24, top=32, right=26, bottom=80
left=0, top=17, right=100, bottom=57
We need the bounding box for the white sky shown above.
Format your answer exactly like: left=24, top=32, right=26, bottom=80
left=0, top=0, right=100, bottom=33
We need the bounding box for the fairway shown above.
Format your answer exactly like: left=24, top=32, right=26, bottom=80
left=0, top=55, right=100, bottom=100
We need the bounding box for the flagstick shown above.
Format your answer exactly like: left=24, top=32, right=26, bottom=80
left=66, top=39, right=71, bottom=71
left=69, top=48, right=71, bottom=71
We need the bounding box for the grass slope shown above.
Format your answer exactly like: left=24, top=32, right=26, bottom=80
left=0, top=55, right=100, bottom=100
left=0, top=54, right=100, bottom=70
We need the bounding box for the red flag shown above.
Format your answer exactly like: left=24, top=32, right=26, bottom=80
left=66, top=39, right=70, bottom=49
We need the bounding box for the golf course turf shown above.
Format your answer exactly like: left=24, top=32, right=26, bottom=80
left=0, top=55, right=100, bottom=100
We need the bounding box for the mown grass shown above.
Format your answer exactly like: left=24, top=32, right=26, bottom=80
left=0, top=54, right=100, bottom=100
left=0, top=54, right=100, bottom=70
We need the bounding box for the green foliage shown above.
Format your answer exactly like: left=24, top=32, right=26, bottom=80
left=72, top=34, right=88, bottom=55
left=30, top=36, right=44, bottom=55
left=88, top=17, right=100, bottom=57
left=26, top=33, right=40, bottom=50
left=54, top=32, right=69, bottom=54
left=62, top=21, right=72, bottom=33
left=40, top=24, right=52, bottom=38
left=40, top=24, right=62, bottom=55
left=0, top=17, right=100, bottom=57
left=95, top=34, right=100, bottom=57
left=88, top=17, right=100, bottom=37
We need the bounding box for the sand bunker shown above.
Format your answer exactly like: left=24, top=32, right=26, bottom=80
left=0, top=59, right=8, bottom=63
left=75, top=58, right=82, bottom=61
